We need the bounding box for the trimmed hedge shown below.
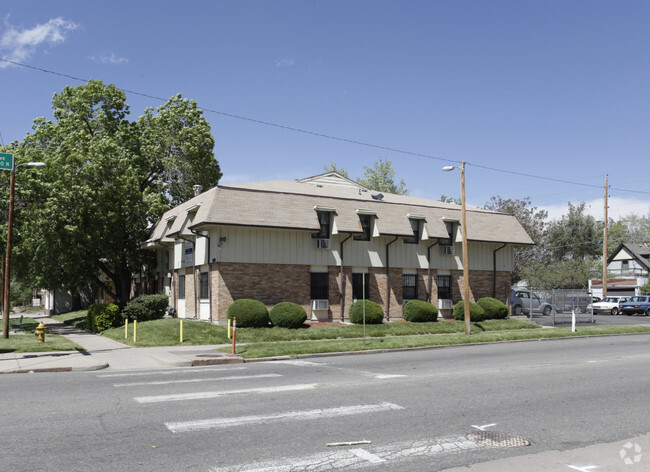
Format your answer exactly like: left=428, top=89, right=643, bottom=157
left=87, top=303, right=123, bottom=333
left=452, top=301, right=486, bottom=322
left=477, top=297, right=509, bottom=320
left=123, top=294, right=169, bottom=322
left=349, top=300, right=384, bottom=324
left=270, top=302, right=308, bottom=329
left=403, top=300, right=439, bottom=322
left=227, top=299, right=270, bottom=328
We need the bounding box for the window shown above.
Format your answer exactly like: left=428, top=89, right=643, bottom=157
left=440, top=221, right=456, bottom=246
left=178, top=275, right=186, bottom=299
left=352, top=273, right=370, bottom=300
left=404, top=219, right=420, bottom=244
left=311, top=211, right=331, bottom=239
left=354, top=214, right=372, bottom=241
left=310, top=272, right=329, bottom=299
left=403, top=274, right=418, bottom=300
left=437, top=275, right=451, bottom=300
left=199, top=272, right=209, bottom=299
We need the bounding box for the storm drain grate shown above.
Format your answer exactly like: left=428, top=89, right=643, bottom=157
left=466, top=431, right=531, bottom=448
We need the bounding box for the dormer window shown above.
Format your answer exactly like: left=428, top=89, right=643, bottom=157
left=440, top=221, right=457, bottom=246
left=311, top=211, right=331, bottom=239
left=404, top=218, right=421, bottom=244
left=354, top=214, right=372, bottom=241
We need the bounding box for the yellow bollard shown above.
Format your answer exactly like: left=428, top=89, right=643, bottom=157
left=133, top=320, right=137, bottom=343
left=125, top=319, right=129, bottom=339
left=228, top=318, right=232, bottom=339
left=180, top=319, right=183, bottom=343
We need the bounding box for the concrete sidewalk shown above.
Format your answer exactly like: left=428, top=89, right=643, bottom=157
left=0, top=311, right=240, bottom=374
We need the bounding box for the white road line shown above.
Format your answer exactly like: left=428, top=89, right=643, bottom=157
left=166, top=401, right=404, bottom=433
left=114, top=373, right=281, bottom=387
left=134, top=383, right=318, bottom=404
left=207, top=435, right=482, bottom=471
left=97, top=366, right=246, bottom=378
left=275, top=359, right=406, bottom=379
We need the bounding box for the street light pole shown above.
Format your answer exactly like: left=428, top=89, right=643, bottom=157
left=443, top=161, right=471, bottom=335
left=3, top=161, right=46, bottom=339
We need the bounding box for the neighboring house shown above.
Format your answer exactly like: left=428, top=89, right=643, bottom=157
left=589, top=242, right=650, bottom=298
left=143, top=172, right=533, bottom=323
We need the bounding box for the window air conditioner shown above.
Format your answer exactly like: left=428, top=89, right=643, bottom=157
left=442, top=245, right=455, bottom=255
left=316, top=238, right=331, bottom=249
left=312, top=299, right=329, bottom=310
left=438, top=299, right=453, bottom=310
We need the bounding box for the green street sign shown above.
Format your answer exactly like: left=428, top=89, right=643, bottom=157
left=0, top=152, right=14, bottom=171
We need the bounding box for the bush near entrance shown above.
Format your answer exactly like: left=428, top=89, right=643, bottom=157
left=476, top=297, right=509, bottom=319
left=349, top=300, right=384, bottom=324
left=124, top=294, right=169, bottom=322
left=270, top=302, right=308, bottom=329
left=87, top=303, right=122, bottom=332
left=226, top=299, right=270, bottom=328
left=452, top=301, right=486, bottom=322
left=403, top=300, right=439, bottom=322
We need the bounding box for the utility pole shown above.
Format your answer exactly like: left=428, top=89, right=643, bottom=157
left=602, top=176, right=608, bottom=298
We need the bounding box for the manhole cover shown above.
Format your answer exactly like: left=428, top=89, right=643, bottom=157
left=466, top=431, right=531, bottom=448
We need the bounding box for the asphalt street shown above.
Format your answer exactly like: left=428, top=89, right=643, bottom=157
left=3, top=333, right=649, bottom=471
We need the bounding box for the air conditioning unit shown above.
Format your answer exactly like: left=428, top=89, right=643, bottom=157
left=316, top=238, right=331, bottom=249
left=438, top=299, right=453, bottom=310
left=442, top=245, right=455, bottom=255
left=312, top=299, right=329, bottom=310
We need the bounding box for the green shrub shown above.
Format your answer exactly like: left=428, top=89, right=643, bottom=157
left=403, top=300, right=439, bottom=322
left=269, top=302, right=308, bottom=329
left=87, top=303, right=123, bottom=332
left=477, top=297, right=509, bottom=320
left=227, top=299, right=270, bottom=328
left=452, top=301, right=486, bottom=322
left=123, top=294, right=169, bottom=322
left=349, top=300, right=384, bottom=324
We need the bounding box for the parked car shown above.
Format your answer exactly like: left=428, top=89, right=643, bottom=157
left=558, top=296, right=595, bottom=314
left=591, top=296, right=628, bottom=315
left=511, top=290, right=553, bottom=316
left=618, top=296, right=650, bottom=316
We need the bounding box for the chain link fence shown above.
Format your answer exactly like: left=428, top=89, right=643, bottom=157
left=511, top=287, right=595, bottom=326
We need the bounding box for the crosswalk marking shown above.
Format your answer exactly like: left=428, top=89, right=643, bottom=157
left=275, top=359, right=406, bottom=379
left=134, top=383, right=319, bottom=404
left=97, top=366, right=246, bottom=378
left=165, top=401, right=404, bottom=433
left=114, top=373, right=281, bottom=387
left=207, top=436, right=482, bottom=471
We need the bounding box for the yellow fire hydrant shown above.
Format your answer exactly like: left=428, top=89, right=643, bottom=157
left=34, top=322, right=47, bottom=343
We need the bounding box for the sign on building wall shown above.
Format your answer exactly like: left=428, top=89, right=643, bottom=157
left=184, top=247, right=193, bottom=265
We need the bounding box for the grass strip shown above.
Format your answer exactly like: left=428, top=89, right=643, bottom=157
left=0, top=317, right=83, bottom=353
left=219, top=325, right=650, bottom=359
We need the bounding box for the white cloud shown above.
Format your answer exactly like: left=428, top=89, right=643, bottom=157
left=540, top=197, right=650, bottom=222
left=90, top=52, right=129, bottom=65
left=0, top=17, right=78, bottom=67
left=275, top=57, right=294, bottom=68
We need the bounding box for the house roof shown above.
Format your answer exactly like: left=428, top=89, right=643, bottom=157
left=146, top=174, right=534, bottom=246
left=608, top=242, right=650, bottom=270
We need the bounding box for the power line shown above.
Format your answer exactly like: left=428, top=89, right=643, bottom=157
left=3, top=57, right=650, bottom=197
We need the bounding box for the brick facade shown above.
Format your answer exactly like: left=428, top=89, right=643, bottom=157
left=175, top=262, right=512, bottom=323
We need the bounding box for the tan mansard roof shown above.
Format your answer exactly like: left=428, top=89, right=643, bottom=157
left=146, top=174, right=534, bottom=246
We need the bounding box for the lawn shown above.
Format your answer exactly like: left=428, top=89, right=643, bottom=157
left=0, top=317, right=82, bottom=353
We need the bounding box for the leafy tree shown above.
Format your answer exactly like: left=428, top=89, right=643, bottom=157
left=520, top=259, right=601, bottom=290
left=356, top=157, right=408, bottom=195
left=4, top=80, right=221, bottom=303
left=611, top=213, right=650, bottom=247
left=544, top=202, right=602, bottom=261
left=483, top=196, right=548, bottom=283
left=440, top=195, right=461, bottom=205
left=322, top=161, right=350, bottom=179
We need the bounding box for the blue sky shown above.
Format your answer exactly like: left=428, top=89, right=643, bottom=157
left=1, top=0, right=649, bottom=220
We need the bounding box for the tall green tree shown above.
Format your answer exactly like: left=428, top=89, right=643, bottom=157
left=483, top=196, right=548, bottom=283
left=544, top=202, right=602, bottom=261
left=357, top=158, right=408, bottom=195
left=322, top=161, right=350, bottom=179
left=5, top=80, right=221, bottom=302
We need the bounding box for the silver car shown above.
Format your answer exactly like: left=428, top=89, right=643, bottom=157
left=511, top=290, right=553, bottom=316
